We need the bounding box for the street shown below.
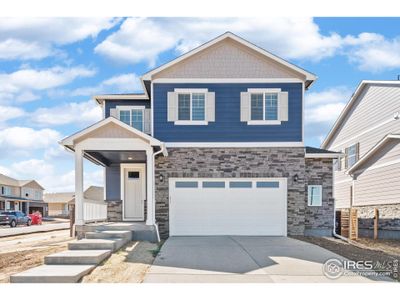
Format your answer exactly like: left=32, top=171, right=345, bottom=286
left=0, top=222, right=69, bottom=238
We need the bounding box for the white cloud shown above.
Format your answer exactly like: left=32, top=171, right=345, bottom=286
left=0, top=66, right=96, bottom=104
left=95, top=17, right=343, bottom=66
left=0, top=106, right=25, bottom=122
left=32, top=100, right=102, bottom=126
left=0, top=127, right=61, bottom=154
left=0, top=18, right=120, bottom=60
left=72, top=73, right=142, bottom=96
left=344, top=33, right=400, bottom=72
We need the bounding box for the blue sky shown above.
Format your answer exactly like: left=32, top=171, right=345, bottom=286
left=1, top=17, right=400, bottom=192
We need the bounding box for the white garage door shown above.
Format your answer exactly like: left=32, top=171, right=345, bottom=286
left=169, top=178, right=287, bottom=236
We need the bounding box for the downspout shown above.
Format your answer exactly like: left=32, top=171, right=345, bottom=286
left=152, top=144, right=165, bottom=243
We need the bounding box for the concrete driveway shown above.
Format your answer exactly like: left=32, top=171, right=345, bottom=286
left=144, top=236, right=381, bottom=283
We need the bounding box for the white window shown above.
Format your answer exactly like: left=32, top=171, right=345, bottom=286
left=177, top=91, right=206, bottom=124
left=34, top=190, right=41, bottom=200
left=308, top=185, right=322, bottom=206
left=346, top=144, right=358, bottom=168
left=117, top=106, right=145, bottom=132
left=1, top=186, right=11, bottom=196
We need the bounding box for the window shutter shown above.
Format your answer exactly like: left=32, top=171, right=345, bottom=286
left=144, top=108, right=151, bottom=134
left=279, top=91, right=289, bottom=121
left=355, top=142, right=360, bottom=161
left=240, top=92, right=250, bottom=122
left=110, top=108, right=117, bottom=118
left=167, top=92, right=177, bottom=122
left=206, top=92, right=215, bottom=122
left=345, top=147, right=349, bottom=169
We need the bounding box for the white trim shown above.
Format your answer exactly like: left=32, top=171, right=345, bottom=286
left=247, top=88, right=281, bottom=93
left=174, top=88, right=208, bottom=93
left=322, top=80, right=400, bottom=148
left=305, top=153, right=343, bottom=158
left=165, top=142, right=304, bottom=148
left=347, top=134, right=400, bottom=174
left=302, top=82, right=305, bottom=143
left=307, top=185, right=322, bottom=207
left=151, top=82, right=154, bottom=136
left=117, top=105, right=145, bottom=132
left=120, top=163, right=146, bottom=222
left=142, top=32, right=316, bottom=82
left=174, top=121, right=208, bottom=126
left=247, top=120, right=281, bottom=125
left=153, top=78, right=304, bottom=84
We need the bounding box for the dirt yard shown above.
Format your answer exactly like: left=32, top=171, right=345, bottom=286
left=82, top=241, right=159, bottom=283
left=295, top=236, right=400, bottom=281
left=0, top=229, right=72, bottom=283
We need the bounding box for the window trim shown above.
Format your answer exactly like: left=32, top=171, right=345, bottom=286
left=174, top=89, right=208, bottom=125
left=307, top=185, right=322, bottom=207
left=346, top=143, right=358, bottom=168
left=247, top=88, right=281, bottom=125
left=116, top=105, right=145, bottom=131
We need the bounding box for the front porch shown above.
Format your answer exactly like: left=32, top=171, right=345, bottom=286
left=60, top=117, right=167, bottom=241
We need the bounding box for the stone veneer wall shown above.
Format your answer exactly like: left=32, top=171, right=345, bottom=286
left=356, top=204, right=400, bottom=239
left=304, top=158, right=334, bottom=236
left=106, top=199, right=147, bottom=222
left=154, top=147, right=308, bottom=238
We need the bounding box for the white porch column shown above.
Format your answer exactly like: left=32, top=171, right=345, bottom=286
left=146, top=149, right=155, bottom=225
left=75, top=148, right=84, bottom=225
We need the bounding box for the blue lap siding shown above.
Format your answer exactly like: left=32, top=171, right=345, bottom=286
left=104, top=100, right=151, bottom=118
left=153, top=83, right=303, bottom=142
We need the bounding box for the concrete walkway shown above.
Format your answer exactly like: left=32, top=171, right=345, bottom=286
left=144, top=236, right=384, bottom=283
left=0, top=222, right=69, bottom=238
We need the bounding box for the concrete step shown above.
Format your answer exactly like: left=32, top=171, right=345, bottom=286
left=10, top=264, right=95, bottom=283
left=68, top=238, right=126, bottom=251
left=45, top=250, right=111, bottom=265
left=85, top=230, right=132, bottom=240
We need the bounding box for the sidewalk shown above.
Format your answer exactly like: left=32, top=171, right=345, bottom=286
left=0, top=222, right=69, bottom=238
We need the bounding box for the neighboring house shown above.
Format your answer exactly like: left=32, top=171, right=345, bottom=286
left=61, top=32, right=340, bottom=240
left=44, top=192, right=74, bottom=217
left=44, top=186, right=104, bottom=217
left=0, top=173, right=47, bottom=215
left=322, top=80, right=400, bottom=239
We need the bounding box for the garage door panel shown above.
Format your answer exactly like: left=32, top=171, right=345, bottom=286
left=169, top=178, right=287, bottom=236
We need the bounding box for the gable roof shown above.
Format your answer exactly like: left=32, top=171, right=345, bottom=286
left=60, top=117, right=165, bottom=148
left=141, top=32, right=317, bottom=88
left=44, top=192, right=74, bottom=204
left=321, top=80, right=400, bottom=149
left=0, top=174, right=44, bottom=190
left=347, top=134, right=400, bottom=174
left=304, top=146, right=343, bottom=158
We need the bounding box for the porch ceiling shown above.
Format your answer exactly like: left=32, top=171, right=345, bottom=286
left=85, top=150, right=146, bottom=166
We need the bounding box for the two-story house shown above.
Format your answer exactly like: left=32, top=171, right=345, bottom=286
left=0, top=173, right=47, bottom=215
left=61, top=32, right=340, bottom=241
left=322, top=80, right=400, bottom=239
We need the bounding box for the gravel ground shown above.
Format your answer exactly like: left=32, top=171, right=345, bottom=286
left=0, top=229, right=72, bottom=283
left=81, top=241, right=159, bottom=283
left=295, top=236, right=400, bottom=282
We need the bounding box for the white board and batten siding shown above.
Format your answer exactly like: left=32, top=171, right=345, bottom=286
left=169, top=178, right=287, bottom=236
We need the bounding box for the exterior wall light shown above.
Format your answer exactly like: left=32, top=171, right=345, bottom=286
left=293, top=174, right=299, bottom=182
left=159, top=174, right=164, bottom=182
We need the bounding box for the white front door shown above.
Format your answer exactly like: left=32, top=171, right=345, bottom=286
left=169, top=178, right=287, bottom=236
left=121, top=164, right=146, bottom=221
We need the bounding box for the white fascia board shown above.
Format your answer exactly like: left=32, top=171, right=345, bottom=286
left=59, top=117, right=163, bottom=148
left=346, top=134, right=400, bottom=174
left=152, top=78, right=304, bottom=84
left=305, top=153, right=343, bottom=158
left=321, top=80, right=400, bottom=149
left=141, top=32, right=316, bottom=82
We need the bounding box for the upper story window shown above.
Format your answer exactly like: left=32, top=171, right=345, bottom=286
left=34, top=190, right=42, bottom=200
left=250, top=92, right=278, bottom=121
left=241, top=88, right=288, bottom=125
left=118, top=106, right=144, bottom=132
left=345, top=143, right=359, bottom=168
left=168, top=89, right=215, bottom=125
left=177, top=92, right=206, bottom=122
left=1, top=186, right=11, bottom=196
